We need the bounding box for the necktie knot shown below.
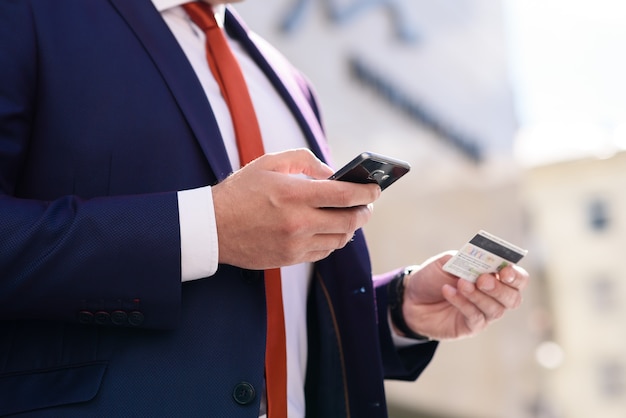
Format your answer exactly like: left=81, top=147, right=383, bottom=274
left=182, top=2, right=218, bottom=33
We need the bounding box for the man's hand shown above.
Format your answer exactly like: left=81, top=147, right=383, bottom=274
left=400, top=252, right=529, bottom=340
left=212, top=149, right=381, bottom=269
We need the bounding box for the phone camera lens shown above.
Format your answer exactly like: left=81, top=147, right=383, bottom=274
left=370, top=170, right=389, bottom=183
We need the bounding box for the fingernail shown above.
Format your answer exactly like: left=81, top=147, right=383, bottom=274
left=459, top=279, right=475, bottom=293
left=479, top=277, right=495, bottom=291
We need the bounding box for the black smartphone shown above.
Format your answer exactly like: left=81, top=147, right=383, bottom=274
left=328, top=152, right=411, bottom=191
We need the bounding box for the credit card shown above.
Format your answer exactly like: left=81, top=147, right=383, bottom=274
left=442, top=230, right=528, bottom=282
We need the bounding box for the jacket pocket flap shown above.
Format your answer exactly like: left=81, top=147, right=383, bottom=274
left=0, top=362, right=107, bottom=416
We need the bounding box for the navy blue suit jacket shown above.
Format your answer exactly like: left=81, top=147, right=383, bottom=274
left=0, top=1, right=437, bottom=416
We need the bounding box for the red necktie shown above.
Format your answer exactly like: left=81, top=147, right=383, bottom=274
left=181, top=3, right=287, bottom=417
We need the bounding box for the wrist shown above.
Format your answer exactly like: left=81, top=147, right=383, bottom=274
left=387, top=267, right=430, bottom=341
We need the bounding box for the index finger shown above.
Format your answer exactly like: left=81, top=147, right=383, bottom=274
left=309, top=179, right=381, bottom=209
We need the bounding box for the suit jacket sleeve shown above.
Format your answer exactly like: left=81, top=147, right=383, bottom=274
left=374, top=270, right=439, bottom=380
left=0, top=1, right=182, bottom=330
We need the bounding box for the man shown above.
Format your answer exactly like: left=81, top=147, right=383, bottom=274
left=0, top=0, right=528, bottom=417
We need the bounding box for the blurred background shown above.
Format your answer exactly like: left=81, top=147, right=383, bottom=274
left=235, top=1, right=626, bottom=417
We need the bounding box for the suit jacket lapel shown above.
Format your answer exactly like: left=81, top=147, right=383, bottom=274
left=109, top=0, right=234, bottom=181
left=224, top=7, right=334, bottom=167
left=109, top=0, right=333, bottom=179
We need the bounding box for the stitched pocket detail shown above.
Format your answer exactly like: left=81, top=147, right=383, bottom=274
left=0, top=362, right=107, bottom=416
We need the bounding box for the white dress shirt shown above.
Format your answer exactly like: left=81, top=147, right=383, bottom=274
left=152, top=1, right=311, bottom=416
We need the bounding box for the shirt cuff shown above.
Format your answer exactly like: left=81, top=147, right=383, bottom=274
left=177, top=185, right=219, bottom=282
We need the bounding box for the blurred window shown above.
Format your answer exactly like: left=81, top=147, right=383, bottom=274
left=588, top=198, right=610, bottom=231
left=598, top=360, right=625, bottom=399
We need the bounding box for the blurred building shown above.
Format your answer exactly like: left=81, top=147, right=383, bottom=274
left=522, top=151, right=626, bottom=418
left=235, top=1, right=540, bottom=417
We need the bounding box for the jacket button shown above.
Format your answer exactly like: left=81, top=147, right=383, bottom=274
left=111, top=310, right=128, bottom=326
left=128, top=311, right=144, bottom=326
left=78, top=311, right=94, bottom=324
left=94, top=311, right=111, bottom=325
left=232, top=382, right=256, bottom=405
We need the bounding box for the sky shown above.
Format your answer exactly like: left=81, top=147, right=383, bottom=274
left=504, top=0, right=626, bottom=165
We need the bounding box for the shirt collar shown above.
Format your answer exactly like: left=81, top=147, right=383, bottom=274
left=151, top=0, right=226, bottom=27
